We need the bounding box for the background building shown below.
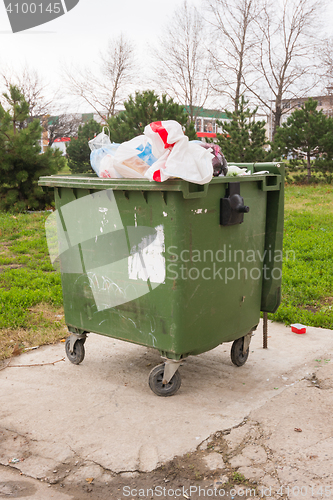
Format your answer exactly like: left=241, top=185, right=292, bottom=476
left=184, top=107, right=229, bottom=139
left=281, top=93, right=333, bottom=123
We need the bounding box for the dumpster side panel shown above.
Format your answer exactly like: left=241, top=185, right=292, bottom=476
left=260, top=164, right=285, bottom=313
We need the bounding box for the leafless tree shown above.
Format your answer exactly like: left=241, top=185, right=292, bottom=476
left=46, top=113, right=82, bottom=147
left=317, top=36, right=333, bottom=93
left=245, top=0, right=324, bottom=138
left=151, top=0, right=212, bottom=122
left=205, top=0, right=261, bottom=112
left=0, top=64, right=53, bottom=118
left=63, top=34, right=136, bottom=121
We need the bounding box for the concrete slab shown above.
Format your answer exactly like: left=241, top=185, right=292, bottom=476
left=0, top=465, right=72, bottom=499
left=0, top=319, right=332, bottom=483
left=226, top=363, right=333, bottom=499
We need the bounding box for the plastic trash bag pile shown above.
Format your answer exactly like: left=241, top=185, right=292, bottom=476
left=89, top=120, right=228, bottom=185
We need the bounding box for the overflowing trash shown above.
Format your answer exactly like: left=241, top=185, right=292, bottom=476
left=88, top=126, right=112, bottom=150
left=227, top=166, right=251, bottom=177
left=89, top=120, right=224, bottom=185
left=226, top=166, right=270, bottom=177
left=113, top=135, right=157, bottom=178
left=199, top=143, right=228, bottom=177
left=144, top=121, right=214, bottom=184
left=90, top=144, right=121, bottom=178
left=89, top=121, right=272, bottom=183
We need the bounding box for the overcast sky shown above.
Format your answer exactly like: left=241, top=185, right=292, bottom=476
left=0, top=0, right=332, bottom=114
left=0, top=0, right=201, bottom=112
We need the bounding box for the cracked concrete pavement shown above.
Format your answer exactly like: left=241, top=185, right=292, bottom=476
left=0, top=319, right=333, bottom=498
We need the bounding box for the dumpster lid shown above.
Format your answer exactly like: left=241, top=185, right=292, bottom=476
left=38, top=164, right=283, bottom=198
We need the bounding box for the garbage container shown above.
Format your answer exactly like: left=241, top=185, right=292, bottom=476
left=39, top=162, right=284, bottom=396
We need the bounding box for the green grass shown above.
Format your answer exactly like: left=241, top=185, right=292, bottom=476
left=284, top=160, right=333, bottom=185
left=0, top=212, right=66, bottom=360
left=0, top=184, right=332, bottom=360
left=57, top=158, right=71, bottom=175
left=270, top=184, right=333, bottom=328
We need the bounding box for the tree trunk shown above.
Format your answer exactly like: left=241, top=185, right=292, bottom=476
left=307, top=152, right=311, bottom=182
left=272, top=100, right=282, bottom=138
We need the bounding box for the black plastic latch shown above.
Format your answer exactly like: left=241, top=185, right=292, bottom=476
left=220, top=182, right=250, bottom=226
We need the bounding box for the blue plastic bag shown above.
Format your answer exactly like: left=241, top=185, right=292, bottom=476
left=90, top=144, right=121, bottom=178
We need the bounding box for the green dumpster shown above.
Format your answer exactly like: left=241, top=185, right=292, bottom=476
left=39, top=162, right=284, bottom=396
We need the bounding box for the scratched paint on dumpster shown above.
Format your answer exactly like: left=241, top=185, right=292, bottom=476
left=128, top=224, right=166, bottom=284
left=45, top=190, right=165, bottom=312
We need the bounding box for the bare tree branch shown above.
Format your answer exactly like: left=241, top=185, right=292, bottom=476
left=151, top=0, right=212, bottom=121
left=46, top=113, right=82, bottom=147
left=204, top=0, right=261, bottom=111
left=316, top=36, right=333, bottom=92
left=245, top=0, right=324, bottom=137
left=62, top=34, right=136, bottom=121
left=0, top=63, right=54, bottom=118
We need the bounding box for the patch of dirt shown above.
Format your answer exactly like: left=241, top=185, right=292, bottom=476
left=33, top=424, right=258, bottom=500
left=297, top=296, right=333, bottom=314
left=58, top=477, right=250, bottom=500
left=0, top=426, right=257, bottom=500
left=305, top=372, right=321, bottom=388
left=302, top=304, right=318, bottom=314
left=0, top=240, right=26, bottom=273
left=49, top=446, right=257, bottom=500
left=0, top=304, right=66, bottom=362
left=0, top=479, right=37, bottom=498
left=0, top=264, right=24, bottom=272
left=0, top=241, right=12, bottom=248
left=26, top=303, right=65, bottom=325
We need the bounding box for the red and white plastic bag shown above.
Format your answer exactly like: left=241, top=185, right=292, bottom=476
left=144, top=121, right=213, bottom=184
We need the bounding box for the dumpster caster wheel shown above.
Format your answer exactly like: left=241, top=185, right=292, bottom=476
left=231, top=337, right=249, bottom=367
left=149, top=364, right=181, bottom=397
left=65, top=337, right=85, bottom=365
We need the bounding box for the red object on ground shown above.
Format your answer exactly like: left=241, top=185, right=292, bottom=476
left=291, top=323, right=306, bottom=334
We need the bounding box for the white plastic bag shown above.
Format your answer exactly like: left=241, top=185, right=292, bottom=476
left=113, top=135, right=157, bottom=178
left=144, top=121, right=213, bottom=184
left=88, top=126, right=111, bottom=151
left=226, top=166, right=251, bottom=177
left=90, top=144, right=122, bottom=178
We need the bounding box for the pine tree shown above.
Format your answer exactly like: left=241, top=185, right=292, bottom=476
left=215, top=96, right=269, bottom=163
left=0, top=85, right=64, bottom=212
left=66, top=119, right=102, bottom=173
left=107, top=90, right=197, bottom=143
left=273, top=98, right=333, bottom=182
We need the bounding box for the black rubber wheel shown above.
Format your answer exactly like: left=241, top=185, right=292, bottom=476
left=231, top=337, right=249, bottom=367
left=148, top=364, right=181, bottom=397
left=65, top=337, right=85, bottom=365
